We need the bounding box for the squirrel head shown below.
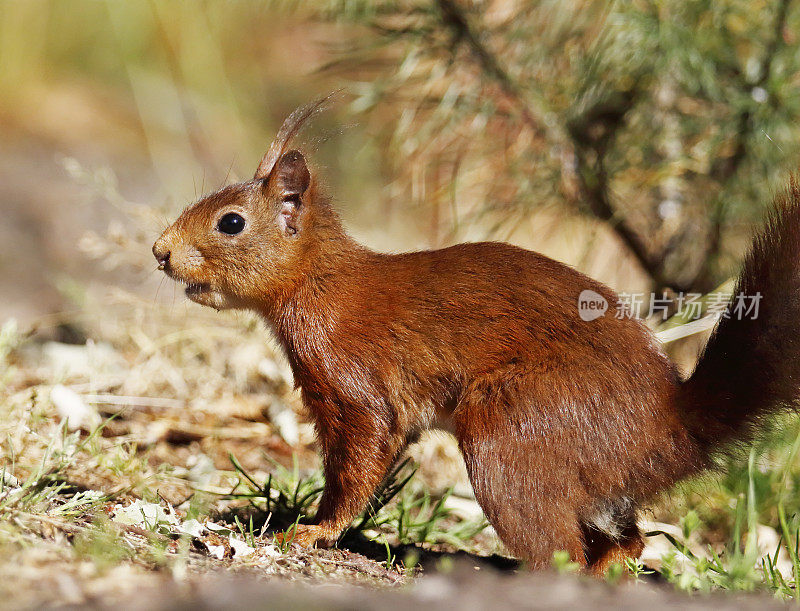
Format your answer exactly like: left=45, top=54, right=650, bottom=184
left=153, top=97, right=337, bottom=311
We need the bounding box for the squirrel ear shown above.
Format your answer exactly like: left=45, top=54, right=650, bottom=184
left=275, top=150, right=310, bottom=199
left=274, top=151, right=310, bottom=237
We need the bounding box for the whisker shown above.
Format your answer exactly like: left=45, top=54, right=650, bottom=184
left=170, top=281, right=177, bottom=313
left=154, top=274, right=167, bottom=304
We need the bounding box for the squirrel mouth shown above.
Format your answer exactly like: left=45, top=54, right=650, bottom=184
left=185, top=282, right=211, bottom=296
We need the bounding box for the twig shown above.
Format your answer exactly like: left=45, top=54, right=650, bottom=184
left=82, top=394, right=185, bottom=410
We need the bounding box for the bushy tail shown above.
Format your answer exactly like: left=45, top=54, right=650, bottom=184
left=680, top=179, right=800, bottom=454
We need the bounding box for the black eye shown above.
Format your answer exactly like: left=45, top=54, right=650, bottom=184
left=217, top=212, right=245, bottom=235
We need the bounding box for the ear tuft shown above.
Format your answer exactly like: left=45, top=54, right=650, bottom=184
left=253, top=93, right=336, bottom=180
left=276, top=150, right=310, bottom=199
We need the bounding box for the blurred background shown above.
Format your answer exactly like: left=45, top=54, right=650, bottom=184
left=4, top=0, right=800, bottom=598
left=5, top=0, right=800, bottom=331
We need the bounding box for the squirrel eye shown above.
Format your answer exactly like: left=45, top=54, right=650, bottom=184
left=217, top=212, right=245, bottom=235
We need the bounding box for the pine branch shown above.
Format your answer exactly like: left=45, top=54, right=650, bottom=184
left=435, top=0, right=670, bottom=289
left=693, top=0, right=793, bottom=292
left=434, top=0, right=564, bottom=145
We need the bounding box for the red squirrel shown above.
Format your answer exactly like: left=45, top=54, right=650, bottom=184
left=153, top=97, right=800, bottom=573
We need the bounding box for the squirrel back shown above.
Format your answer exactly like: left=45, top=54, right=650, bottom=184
left=154, top=99, right=800, bottom=572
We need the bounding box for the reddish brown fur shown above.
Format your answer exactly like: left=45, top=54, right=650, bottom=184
left=153, top=99, right=800, bottom=572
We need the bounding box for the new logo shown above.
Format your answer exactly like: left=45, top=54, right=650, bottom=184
left=578, top=290, right=608, bottom=322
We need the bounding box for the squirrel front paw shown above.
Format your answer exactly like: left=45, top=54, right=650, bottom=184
left=274, top=523, right=338, bottom=548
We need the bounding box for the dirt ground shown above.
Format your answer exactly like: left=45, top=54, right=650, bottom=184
left=20, top=564, right=792, bottom=610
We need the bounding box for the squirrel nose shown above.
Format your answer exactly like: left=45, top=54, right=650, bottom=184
left=152, top=242, right=171, bottom=270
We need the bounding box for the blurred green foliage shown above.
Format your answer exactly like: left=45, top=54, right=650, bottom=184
left=0, top=0, right=381, bottom=225
left=4, top=0, right=799, bottom=293
left=321, top=0, right=800, bottom=292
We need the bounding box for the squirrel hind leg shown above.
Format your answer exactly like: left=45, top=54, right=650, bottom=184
left=581, top=511, right=644, bottom=576
left=457, top=432, right=587, bottom=569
